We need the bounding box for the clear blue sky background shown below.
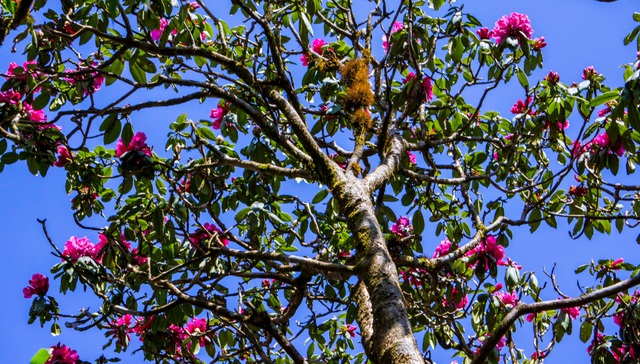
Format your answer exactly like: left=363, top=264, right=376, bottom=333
left=1, top=1, right=639, bottom=363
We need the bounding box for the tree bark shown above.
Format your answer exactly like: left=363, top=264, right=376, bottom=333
left=334, top=176, right=424, bottom=364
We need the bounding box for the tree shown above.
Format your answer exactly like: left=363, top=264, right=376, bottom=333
left=3, top=0, right=640, bottom=363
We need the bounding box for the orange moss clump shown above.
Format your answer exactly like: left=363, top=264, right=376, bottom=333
left=339, top=58, right=374, bottom=130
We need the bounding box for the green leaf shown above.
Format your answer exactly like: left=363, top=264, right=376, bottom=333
left=589, top=91, right=619, bottom=108
left=413, top=210, right=425, bottom=236
left=50, top=322, right=61, bottom=336
left=299, top=11, right=314, bottom=36
left=517, top=69, right=529, bottom=89
left=312, top=189, right=328, bottom=204
left=579, top=321, right=592, bottom=343
left=122, top=122, right=134, bottom=146
left=104, top=118, right=122, bottom=144
left=198, top=127, right=217, bottom=141
left=30, top=349, right=50, bottom=364
left=129, top=62, right=147, bottom=84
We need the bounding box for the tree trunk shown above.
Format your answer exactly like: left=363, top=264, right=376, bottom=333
left=334, top=176, right=424, bottom=364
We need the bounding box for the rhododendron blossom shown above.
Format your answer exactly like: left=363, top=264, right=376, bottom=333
left=545, top=70, right=560, bottom=84
left=185, top=317, right=209, bottom=345
left=23, top=273, right=49, bottom=298
left=593, top=132, right=625, bottom=157
left=391, top=216, right=413, bottom=239
left=403, top=71, right=434, bottom=102
left=510, top=96, right=535, bottom=115
left=54, top=146, right=72, bottom=167
left=151, top=18, right=177, bottom=41
left=64, top=63, right=105, bottom=95
left=495, top=290, right=518, bottom=308
left=382, top=21, right=404, bottom=52
left=433, top=238, right=452, bottom=258
left=300, top=38, right=326, bottom=66
left=190, top=223, right=229, bottom=247
left=62, top=236, right=99, bottom=262
left=476, top=27, right=493, bottom=40
left=443, top=287, right=468, bottom=310
left=492, top=12, right=533, bottom=44
left=45, top=343, right=80, bottom=364
left=582, top=66, right=598, bottom=80
left=0, top=89, right=21, bottom=105
left=407, top=151, right=417, bottom=165
left=115, top=132, right=153, bottom=158
left=561, top=305, right=581, bottom=319
left=467, top=235, right=506, bottom=268
left=210, top=104, right=228, bottom=130
left=531, top=37, right=546, bottom=51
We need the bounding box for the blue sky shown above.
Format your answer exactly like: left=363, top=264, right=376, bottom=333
left=1, top=1, right=639, bottom=363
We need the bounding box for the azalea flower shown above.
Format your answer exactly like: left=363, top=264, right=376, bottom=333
left=492, top=12, right=533, bottom=44
left=23, top=273, right=49, bottom=298
left=115, top=132, right=153, bottom=158
left=382, top=21, right=404, bottom=52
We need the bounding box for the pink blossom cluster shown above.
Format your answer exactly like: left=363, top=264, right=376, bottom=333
left=382, top=21, right=404, bottom=52
left=492, top=12, right=534, bottom=44
left=593, top=132, right=625, bottom=157
left=341, top=324, right=357, bottom=338
left=407, top=151, right=417, bottom=165
left=23, top=273, right=49, bottom=298
left=402, top=71, right=434, bottom=102
left=569, top=185, right=588, bottom=197
left=494, top=290, right=518, bottom=308
left=62, top=234, right=146, bottom=265
left=6, top=60, right=40, bottom=82
left=54, top=146, right=72, bottom=167
left=190, top=223, right=229, bottom=247
left=64, top=62, right=105, bottom=95
left=300, top=38, right=326, bottom=67
left=545, top=70, right=560, bottom=84
left=115, top=132, right=153, bottom=158
left=62, top=236, right=100, bottom=262
left=151, top=18, right=177, bottom=41
left=400, top=267, right=427, bottom=287
left=432, top=238, right=452, bottom=258
left=45, top=343, right=80, bottom=364
left=390, top=216, right=413, bottom=239
left=0, top=89, right=21, bottom=105
left=510, top=97, right=535, bottom=115
left=466, top=235, right=506, bottom=269
left=443, top=287, right=468, bottom=310
left=210, top=103, right=229, bottom=130
left=582, top=66, right=598, bottom=81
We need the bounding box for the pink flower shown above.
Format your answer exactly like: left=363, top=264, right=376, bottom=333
left=611, top=258, right=624, bottom=269
left=382, top=21, right=404, bottom=52
left=531, top=351, right=547, bottom=359
left=510, top=96, right=535, bottom=115
left=597, top=105, right=612, bottom=118
left=561, top=305, right=580, bottom=320
left=545, top=71, right=560, bottom=84
left=582, top=66, right=598, bottom=80
left=0, top=89, right=21, bottom=105
left=54, top=146, right=72, bottom=167
left=492, top=12, right=533, bottom=44
left=407, top=151, right=417, bottom=165
left=400, top=267, right=427, bottom=287
left=337, top=250, right=351, bottom=259
left=467, top=235, right=506, bottom=269
left=190, top=223, right=229, bottom=247
left=23, top=273, right=49, bottom=298
left=300, top=38, right=326, bottom=66
left=390, top=216, right=412, bottom=239
left=115, top=132, right=153, bottom=158
left=593, top=132, right=625, bottom=157
left=185, top=317, right=209, bottom=345
left=403, top=71, right=434, bottom=102
left=62, top=236, right=99, bottom=262
left=531, top=37, right=546, bottom=51
left=6, top=60, right=39, bottom=81
left=45, top=343, right=80, bottom=364
left=151, top=18, right=175, bottom=41
left=614, top=312, right=624, bottom=327
left=525, top=313, right=536, bottom=322
left=587, top=332, right=604, bottom=355
left=187, top=2, right=200, bottom=11
left=443, top=287, right=468, bottom=309
left=64, top=62, right=105, bottom=95
left=495, top=290, right=518, bottom=308
left=433, top=238, right=452, bottom=258
left=22, top=103, right=47, bottom=123
left=344, top=324, right=357, bottom=338
left=476, top=27, right=493, bottom=40
left=569, top=185, right=588, bottom=197
left=210, top=107, right=228, bottom=130
left=106, top=314, right=134, bottom=346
